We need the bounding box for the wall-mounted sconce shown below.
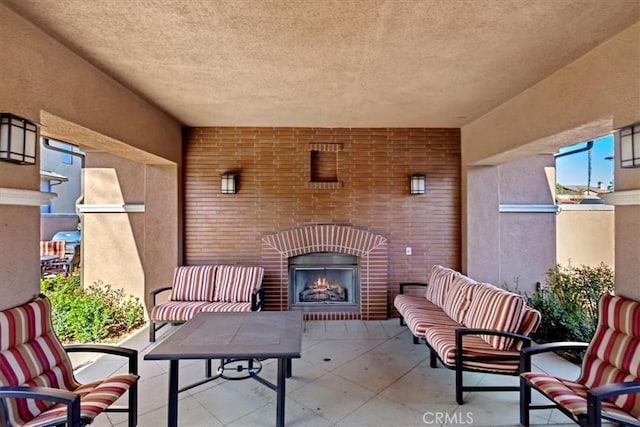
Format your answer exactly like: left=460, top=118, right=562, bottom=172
left=220, top=173, right=237, bottom=194
left=620, top=123, right=639, bottom=168
left=0, top=113, right=39, bottom=165
left=410, top=174, right=426, bottom=195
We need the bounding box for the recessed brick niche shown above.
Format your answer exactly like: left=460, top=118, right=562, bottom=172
left=261, top=224, right=389, bottom=320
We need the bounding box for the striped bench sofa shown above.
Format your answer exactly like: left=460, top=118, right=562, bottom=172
left=0, top=295, right=139, bottom=426
left=394, top=265, right=541, bottom=404
left=149, top=265, right=264, bottom=342
left=520, top=293, right=640, bottom=427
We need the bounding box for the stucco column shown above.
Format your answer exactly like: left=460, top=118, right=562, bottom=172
left=465, top=155, right=556, bottom=293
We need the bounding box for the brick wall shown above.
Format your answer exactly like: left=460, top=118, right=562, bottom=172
left=183, top=127, right=461, bottom=317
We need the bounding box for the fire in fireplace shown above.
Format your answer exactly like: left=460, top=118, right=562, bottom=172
left=289, top=253, right=359, bottom=312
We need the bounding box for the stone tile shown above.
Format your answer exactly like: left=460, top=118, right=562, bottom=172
left=228, top=399, right=332, bottom=426
left=290, top=372, right=376, bottom=423
left=337, top=394, right=430, bottom=426
left=302, top=338, right=386, bottom=371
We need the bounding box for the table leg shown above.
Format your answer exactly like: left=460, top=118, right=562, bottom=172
left=286, top=357, right=292, bottom=378
left=168, top=360, right=179, bottom=427
left=276, top=358, right=287, bottom=427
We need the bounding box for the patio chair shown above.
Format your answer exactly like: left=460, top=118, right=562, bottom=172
left=45, top=244, right=81, bottom=276
left=520, top=293, right=640, bottom=427
left=0, top=295, right=139, bottom=426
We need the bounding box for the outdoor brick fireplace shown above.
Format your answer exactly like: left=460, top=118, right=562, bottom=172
left=261, top=225, right=389, bottom=320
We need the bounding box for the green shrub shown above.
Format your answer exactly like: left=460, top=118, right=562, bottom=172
left=40, top=274, right=145, bottom=343
left=525, top=263, right=614, bottom=344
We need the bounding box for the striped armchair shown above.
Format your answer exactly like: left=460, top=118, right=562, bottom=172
left=149, top=265, right=264, bottom=342
left=0, top=295, right=139, bottom=426
left=520, top=293, right=640, bottom=427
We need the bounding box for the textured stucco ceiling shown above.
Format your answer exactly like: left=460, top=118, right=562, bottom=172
left=4, top=0, right=640, bottom=127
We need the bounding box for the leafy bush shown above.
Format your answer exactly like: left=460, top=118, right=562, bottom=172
left=40, top=274, right=145, bottom=343
left=524, top=263, right=614, bottom=344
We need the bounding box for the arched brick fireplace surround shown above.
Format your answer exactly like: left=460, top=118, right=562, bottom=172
left=261, top=225, right=389, bottom=320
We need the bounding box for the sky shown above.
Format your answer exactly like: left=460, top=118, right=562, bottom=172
left=555, top=134, right=614, bottom=189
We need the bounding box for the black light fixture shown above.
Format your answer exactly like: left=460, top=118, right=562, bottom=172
left=220, top=173, right=237, bottom=194
left=0, top=113, right=39, bottom=165
left=620, top=123, right=640, bottom=168
left=410, top=174, right=426, bottom=195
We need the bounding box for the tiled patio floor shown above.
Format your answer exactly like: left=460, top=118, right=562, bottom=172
left=73, top=319, right=588, bottom=427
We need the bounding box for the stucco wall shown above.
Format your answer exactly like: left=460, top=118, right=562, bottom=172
left=466, top=155, right=556, bottom=291
left=556, top=206, right=615, bottom=268
left=0, top=4, right=182, bottom=310
left=462, top=22, right=640, bottom=300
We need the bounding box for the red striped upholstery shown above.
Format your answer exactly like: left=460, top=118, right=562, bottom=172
left=168, top=265, right=217, bottom=302
left=149, top=301, right=210, bottom=322
left=463, top=283, right=526, bottom=350
left=424, top=265, right=459, bottom=308
left=39, top=241, right=65, bottom=259
left=441, top=274, right=475, bottom=324
left=576, top=294, right=640, bottom=419
left=521, top=372, right=639, bottom=425
left=0, top=296, right=137, bottom=426
left=213, top=266, right=264, bottom=303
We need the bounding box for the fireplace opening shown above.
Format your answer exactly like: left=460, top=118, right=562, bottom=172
left=289, top=253, right=359, bottom=312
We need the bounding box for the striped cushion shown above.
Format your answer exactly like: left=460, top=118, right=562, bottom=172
left=441, top=275, right=475, bottom=324
left=149, top=301, right=209, bottom=322
left=514, top=306, right=541, bottom=350
left=23, top=374, right=138, bottom=427
left=168, top=265, right=217, bottom=302
left=0, top=296, right=137, bottom=426
left=0, top=297, right=78, bottom=425
left=522, top=372, right=640, bottom=425
left=213, top=266, right=264, bottom=303
left=424, top=265, right=459, bottom=308
left=200, top=302, right=253, bottom=312
left=403, top=304, right=461, bottom=337
left=424, top=325, right=521, bottom=373
left=39, top=241, right=65, bottom=259
left=394, top=294, right=430, bottom=315
left=463, top=283, right=526, bottom=350
left=577, top=294, right=640, bottom=418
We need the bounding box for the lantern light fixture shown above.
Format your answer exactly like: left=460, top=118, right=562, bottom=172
left=620, top=123, right=640, bottom=168
left=410, top=174, right=426, bottom=195
left=220, top=173, right=237, bottom=194
left=0, top=113, right=39, bottom=165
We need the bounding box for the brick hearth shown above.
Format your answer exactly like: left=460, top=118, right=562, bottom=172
left=261, top=224, right=389, bottom=320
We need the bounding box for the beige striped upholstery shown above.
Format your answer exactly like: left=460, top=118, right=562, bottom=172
left=397, top=297, right=461, bottom=337
left=149, top=301, right=210, bottom=322
left=441, top=274, right=475, bottom=324
left=424, top=325, right=522, bottom=373
left=201, top=302, right=253, bottom=312
left=0, top=296, right=137, bottom=426
left=514, top=306, right=541, bottom=350
left=463, top=283, right=526, bottom=350
left=424, top=265, right=459, bottom=308
left=168, top=265, right=217, bottom=302
left=213, top=265, right=264, bottom=303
